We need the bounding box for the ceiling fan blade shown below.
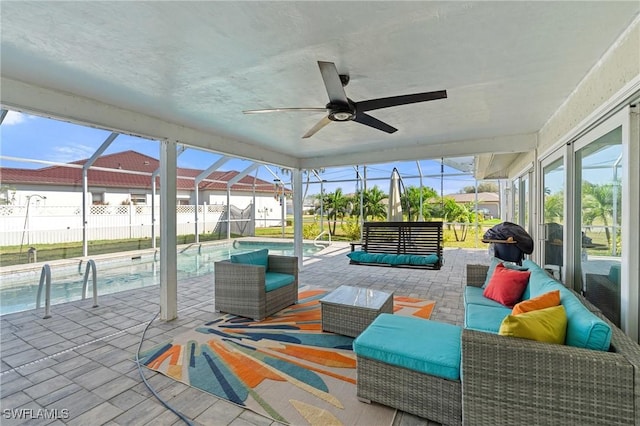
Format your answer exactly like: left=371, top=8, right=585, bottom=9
left=356, top=90, right=447, bottom=112
left=353, top=113, right=398, bottom=134
left=243, top=107, right=326, bottom=114
left=302, top=116, right=332, bottom=138
left=318, top=61, right=349, bottom=105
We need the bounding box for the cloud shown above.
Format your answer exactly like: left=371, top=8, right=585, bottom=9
left=51, top=144, right=97, bottom=163
left=2, top=111, right=28, bottom=125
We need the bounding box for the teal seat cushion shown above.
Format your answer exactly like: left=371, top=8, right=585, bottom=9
left=464, top=304, right=511, bottom=333
left=522, top=260, right=612, bottom=351
left=264, top=272, right=294, bottom=292
left=346, top=251, right=376, bottom=263
left=347, top=251, right=438, bottom=266
left=408, top=253, right=439, bottom=265
left=231, top=248, right=269, bottom=268
left=353, top=314, right=461, bottom=381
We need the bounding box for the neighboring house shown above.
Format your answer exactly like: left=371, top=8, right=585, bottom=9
left=0, top=151, right=290, bottom=245
left=445, top=192, right=500, bottom=218
left=0, top=150, right=285, bottom=208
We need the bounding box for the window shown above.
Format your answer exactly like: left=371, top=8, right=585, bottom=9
left=131, top=194, right=147, bottom=205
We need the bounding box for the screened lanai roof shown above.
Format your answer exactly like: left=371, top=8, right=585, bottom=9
left=2, top=2, right=639, bottom=174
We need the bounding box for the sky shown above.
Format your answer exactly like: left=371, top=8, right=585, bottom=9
left=0, top=111, right=479, bottom=196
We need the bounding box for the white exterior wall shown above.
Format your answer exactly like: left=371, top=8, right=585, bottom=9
left=8, top=187, right=83, bottom=206
left=102, top=189, right=135, bottom=205
left=507, top=19, right=639, bottom=199
left=539, top=21, right=639, bottom=155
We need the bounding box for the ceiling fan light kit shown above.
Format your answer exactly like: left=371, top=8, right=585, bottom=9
left=244, top=61, right=447, bottom=138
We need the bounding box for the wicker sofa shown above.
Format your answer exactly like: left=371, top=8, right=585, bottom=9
left=354, top=260, right=640, bottom=425
left=463, top=262, right=640, bottom=425
left=214, top=250, right=298, bottom=320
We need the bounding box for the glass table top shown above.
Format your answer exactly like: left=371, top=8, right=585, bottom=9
left=319, top=285, right=392, bottom=309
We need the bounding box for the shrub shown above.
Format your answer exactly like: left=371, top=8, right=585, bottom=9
left=303, top=223, right=320, bottom=239
left=341, top=218, right=361, bottom=241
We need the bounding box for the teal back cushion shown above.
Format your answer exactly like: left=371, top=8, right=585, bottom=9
left=522, top=260, right=612, bottom=351
left=230, top=248, right=269, bottom=268
left=608, top=263, right=621, bottom=285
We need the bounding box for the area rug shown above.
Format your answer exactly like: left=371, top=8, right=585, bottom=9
left=138, top=289, right=435, bottom=425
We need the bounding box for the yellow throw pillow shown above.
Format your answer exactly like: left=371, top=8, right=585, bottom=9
left=499, top=305, right=567, bottom=345
left=512, top=290, right=561, bottom=315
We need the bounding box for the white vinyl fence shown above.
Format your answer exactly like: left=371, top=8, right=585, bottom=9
left=0, top=204, right=243, bottom=246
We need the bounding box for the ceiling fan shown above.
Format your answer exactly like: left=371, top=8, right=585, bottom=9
left=243, top=61, right=447, bottom=138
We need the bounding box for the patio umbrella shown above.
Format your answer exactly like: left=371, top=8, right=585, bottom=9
left=387, top=168, right=403, bottom=221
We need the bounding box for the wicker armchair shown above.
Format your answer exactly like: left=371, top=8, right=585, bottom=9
left=214, top=255, right=298, bottom=320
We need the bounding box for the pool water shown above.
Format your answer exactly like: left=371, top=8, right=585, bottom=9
left=0, top=241, right=323, bottom=316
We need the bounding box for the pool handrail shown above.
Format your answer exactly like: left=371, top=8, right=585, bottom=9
left=35, top=264, right=52, bottom=319
left=314, top=230, right=331, bottom=247
left=82, top=259, right=99, bottom=308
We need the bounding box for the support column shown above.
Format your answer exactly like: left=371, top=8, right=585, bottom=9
left=160, top=140, right=178, bottom=321
left=623, top=105, right=639, bottom=341
left=292, top=169, right=303, bottom=270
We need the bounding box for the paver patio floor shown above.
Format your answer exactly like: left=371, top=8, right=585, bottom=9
left=1, top=243, right=489, bottom=425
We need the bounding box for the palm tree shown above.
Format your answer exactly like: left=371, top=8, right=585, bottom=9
left=401, top=186, right=438, bottom=221
left=544, top=191, right=564, bottom=223
left=442, top=197, right=472, bottom=241
left=323, top=188, right=349, bottom=235
left=352, top=186, right=387, bottom=221
left=279, top=168, right=325, bottom=202
left=582, top=181, right=616, bottom=247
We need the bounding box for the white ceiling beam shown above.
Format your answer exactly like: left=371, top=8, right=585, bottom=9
left=1, top=77, right=298, bottom=169
left=195, top=156, right=231, bottom=185
left=474, top=154, right=494, bottom=180
left=299, top=133, right=537, bottom=170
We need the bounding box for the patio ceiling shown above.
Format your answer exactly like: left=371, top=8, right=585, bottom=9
left=1, top=2, right=639, bottom=174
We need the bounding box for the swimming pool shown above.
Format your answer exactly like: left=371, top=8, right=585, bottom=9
left=0, top=240, right=324, bottom=316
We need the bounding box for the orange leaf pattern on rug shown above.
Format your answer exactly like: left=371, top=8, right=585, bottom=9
left=138, top=289, right=434, bottom=425
left=208, top=340, right=284, bottom=388
left=394, top=296, right=435, bottom=318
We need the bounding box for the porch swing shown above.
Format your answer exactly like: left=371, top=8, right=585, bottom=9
left=346, top=162, right=443, bottom=270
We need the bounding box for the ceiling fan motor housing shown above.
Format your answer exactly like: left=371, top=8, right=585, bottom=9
left=327, top=102, right=355, bottom=121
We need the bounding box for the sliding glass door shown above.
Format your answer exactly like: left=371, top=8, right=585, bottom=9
left=541, top=155, right=565, bottom=283
left=575, top=126, right=623, bottom=326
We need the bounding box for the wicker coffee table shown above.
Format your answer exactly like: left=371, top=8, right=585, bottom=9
left=319, top=285, right=393, bottom=337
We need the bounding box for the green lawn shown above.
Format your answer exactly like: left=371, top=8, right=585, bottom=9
left=0, top=218, right=503, bottom=267
left=256, top=216, right=498, bottom=250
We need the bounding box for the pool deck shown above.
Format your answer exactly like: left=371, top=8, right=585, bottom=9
left=0, top=242, right=489, bottom=426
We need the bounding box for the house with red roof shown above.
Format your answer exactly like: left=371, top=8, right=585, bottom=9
left=0, top=150, right=286, bottom=207
left=0, top=151, right=290, bottom=245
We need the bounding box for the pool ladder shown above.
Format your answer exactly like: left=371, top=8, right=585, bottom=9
left=314, top=230, right=331, bottom=247
left=36, top=259, right=99, bottom=319
left=35, top=264, right=52, bottom=319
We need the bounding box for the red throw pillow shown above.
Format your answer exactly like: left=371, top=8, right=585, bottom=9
left=483, top=263, right=531, bottom=308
